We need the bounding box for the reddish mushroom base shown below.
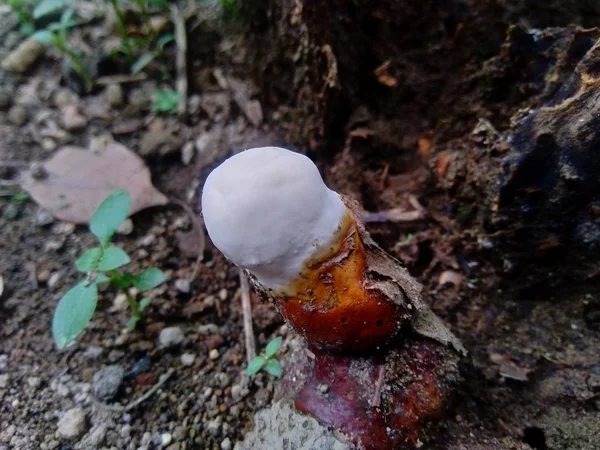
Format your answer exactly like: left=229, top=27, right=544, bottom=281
left=289, top=339, right=460, bottom=450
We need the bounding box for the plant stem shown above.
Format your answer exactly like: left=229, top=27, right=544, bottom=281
left=56, top=40, right=94, bottom=91
left=109, top=0, right=134, bottom=60
left=123, top=288, right=140, bottom=317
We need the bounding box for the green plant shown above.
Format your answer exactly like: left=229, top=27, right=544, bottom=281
left=109, top=0, right=173, bottom=74
left=33, top=8, right=94, bottom=90
left=2, top=0, right=35, bottom=35
left=52, top=189, right=167, bottom=349
left=1, top=0, right=75, bottom=35
left=151, top=88, right=180, bottom=114
left=10, top=191, right=29, bottom=202
left=247, top=337, right=283, bottom=378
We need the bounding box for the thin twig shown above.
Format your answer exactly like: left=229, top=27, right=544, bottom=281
left=93, top=368, right=175, bottom=412
left=371, top=365, right=385, bottom=408
left=169, top=197, right=205, bottom=282
left=170, top=4, right=188, bottom=117
left=239, top=269, right=256, bottom=364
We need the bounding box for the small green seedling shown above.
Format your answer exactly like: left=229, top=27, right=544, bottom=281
left=2, top=0, right=75, bottom=35
left=247, top=336, right=283, bottom=378
left=151, top=88, right=180, bottom=114
left=52, top=189, right=167, bottom=349
left=33, top=7, right=93, bottom=90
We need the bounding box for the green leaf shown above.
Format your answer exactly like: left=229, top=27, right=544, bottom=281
left=134, top=267, right=166, bottom=291
left=19, top=22, right=34, bottom=36
left=131, top=52, right=156, bottom=75
left=151, top=88, right=180, bottom=114
left=98, top=246, right=130, bottom=271
left=95, top=273, right=110, bottom=284
left=111, top=272, right=136, bottom=289
left=157, top=33, right=174, bottom=50
left=265, top=336, right=283, bottom=359
left=139, top=296, right=151, bottom=311
left=247, top=356, right=266, bottom=376
left=33, top=0, right=75, bottom=19
left=263, top=359, right=282, bottom=378
left=90, top=189, right=131, bottom=246
left=147, top=0, right=167, bottom=9
left=10, top=192, right=29, bottom=202
left=32, top=30, right=58, bottom=45
left=52, top=280, right=98, bottom=349
left=75, top=247, right=102, bottom=272
left=126, top=314, right=140, bottom=330
left=60, top=7, right=75, bottom=28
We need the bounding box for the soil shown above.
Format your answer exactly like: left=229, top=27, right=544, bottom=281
left=1, top=1, right=599, bottom=450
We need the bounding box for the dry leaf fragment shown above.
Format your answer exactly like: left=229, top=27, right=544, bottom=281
left=20, top=144, right=168, bottom=224
left=374, top=60, right=398, bottom=87
left=489, top=353, right=532, bottom=381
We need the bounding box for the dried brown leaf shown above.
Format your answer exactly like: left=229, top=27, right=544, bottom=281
left=20, top=144, right=168, bottom=224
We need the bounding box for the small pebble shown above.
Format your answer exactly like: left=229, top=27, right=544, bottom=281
left=181, top=141, right=195, bottom=165
left=61, top=105, right=87, bottom=130
left=47, top=272, right=63, bottom=288
left=175, top=279, right=190, bottom=294
left=318, top=384, right=329, bottom=394
left=41, top=137, right=57, bottom=152
left=221, top=438, right=232, bottom=450
left=117, top=218, right=134, bottom=235
left=0, top=373, right=9, bottom=388
left=2, top=203, right=19, bottom=220
left=34, top=209, right=55, bottom=227
left=92, top=365, right=125, bottom=401
left=83, top=346, right=104, bottom=360
left=160, top=432, right=172, bottom=446
left=180, top=353, right=195, bottom=366
left=125, top=356, right=152, bottom=377
left=56, top=407, right=87, bottom=440
left=159, top=326, right=185, bottom=348
left=209, top=349, right=219, bottom=360
left=105, top=84, right=124, bottom=107
left=139, top=234, right=155, bottom=247
left=53, top=88, right=77, bottom=109
left=7, top=104, right=28, bottom=126
left=27, top=377, right=41, bottom=389
left=119, top=424, right=131, bottom=439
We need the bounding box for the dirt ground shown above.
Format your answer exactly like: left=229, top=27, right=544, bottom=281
left=1, top=1, right=600, bottom=450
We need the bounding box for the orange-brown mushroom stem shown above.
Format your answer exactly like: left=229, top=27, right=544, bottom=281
left=267, top=207, right=413, bottom=352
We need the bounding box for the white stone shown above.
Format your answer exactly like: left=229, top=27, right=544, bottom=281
left=201, top=147, right=346, bottom=290
left=180, top=353, right=195, bottom=366
left=56, top=408, right=86, bottom=440
left=220, top=437, right=232, bottom=450
left=159, top=326, right=184, bottom=348
left=160, top=432, right=172, bottom=446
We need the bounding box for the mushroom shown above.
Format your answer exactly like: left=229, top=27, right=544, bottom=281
left=202, top=146, right=466, bottom=449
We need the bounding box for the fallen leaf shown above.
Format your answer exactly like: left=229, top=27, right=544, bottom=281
left=417, top=137, right=433, bottom=156
left=436, top=152, right=451, bottom=178
left=227, top=77, right=263, bottom=126
left=139, top=120, right=183, bottom=157
left=489, top=353, right=532, bottom=382
left=20, top=143, right=168, bottom=224
left=374, top=61, right=397, bottom=87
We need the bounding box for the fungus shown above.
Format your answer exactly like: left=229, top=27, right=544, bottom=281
left=202, top=146, right=466, bottom=449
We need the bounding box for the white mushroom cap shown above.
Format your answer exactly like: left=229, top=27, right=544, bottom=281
left=201, top=146, right=347, bottom=290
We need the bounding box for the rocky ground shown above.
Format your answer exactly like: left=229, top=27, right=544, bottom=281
left=0, top=1, right=599, bottom=450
